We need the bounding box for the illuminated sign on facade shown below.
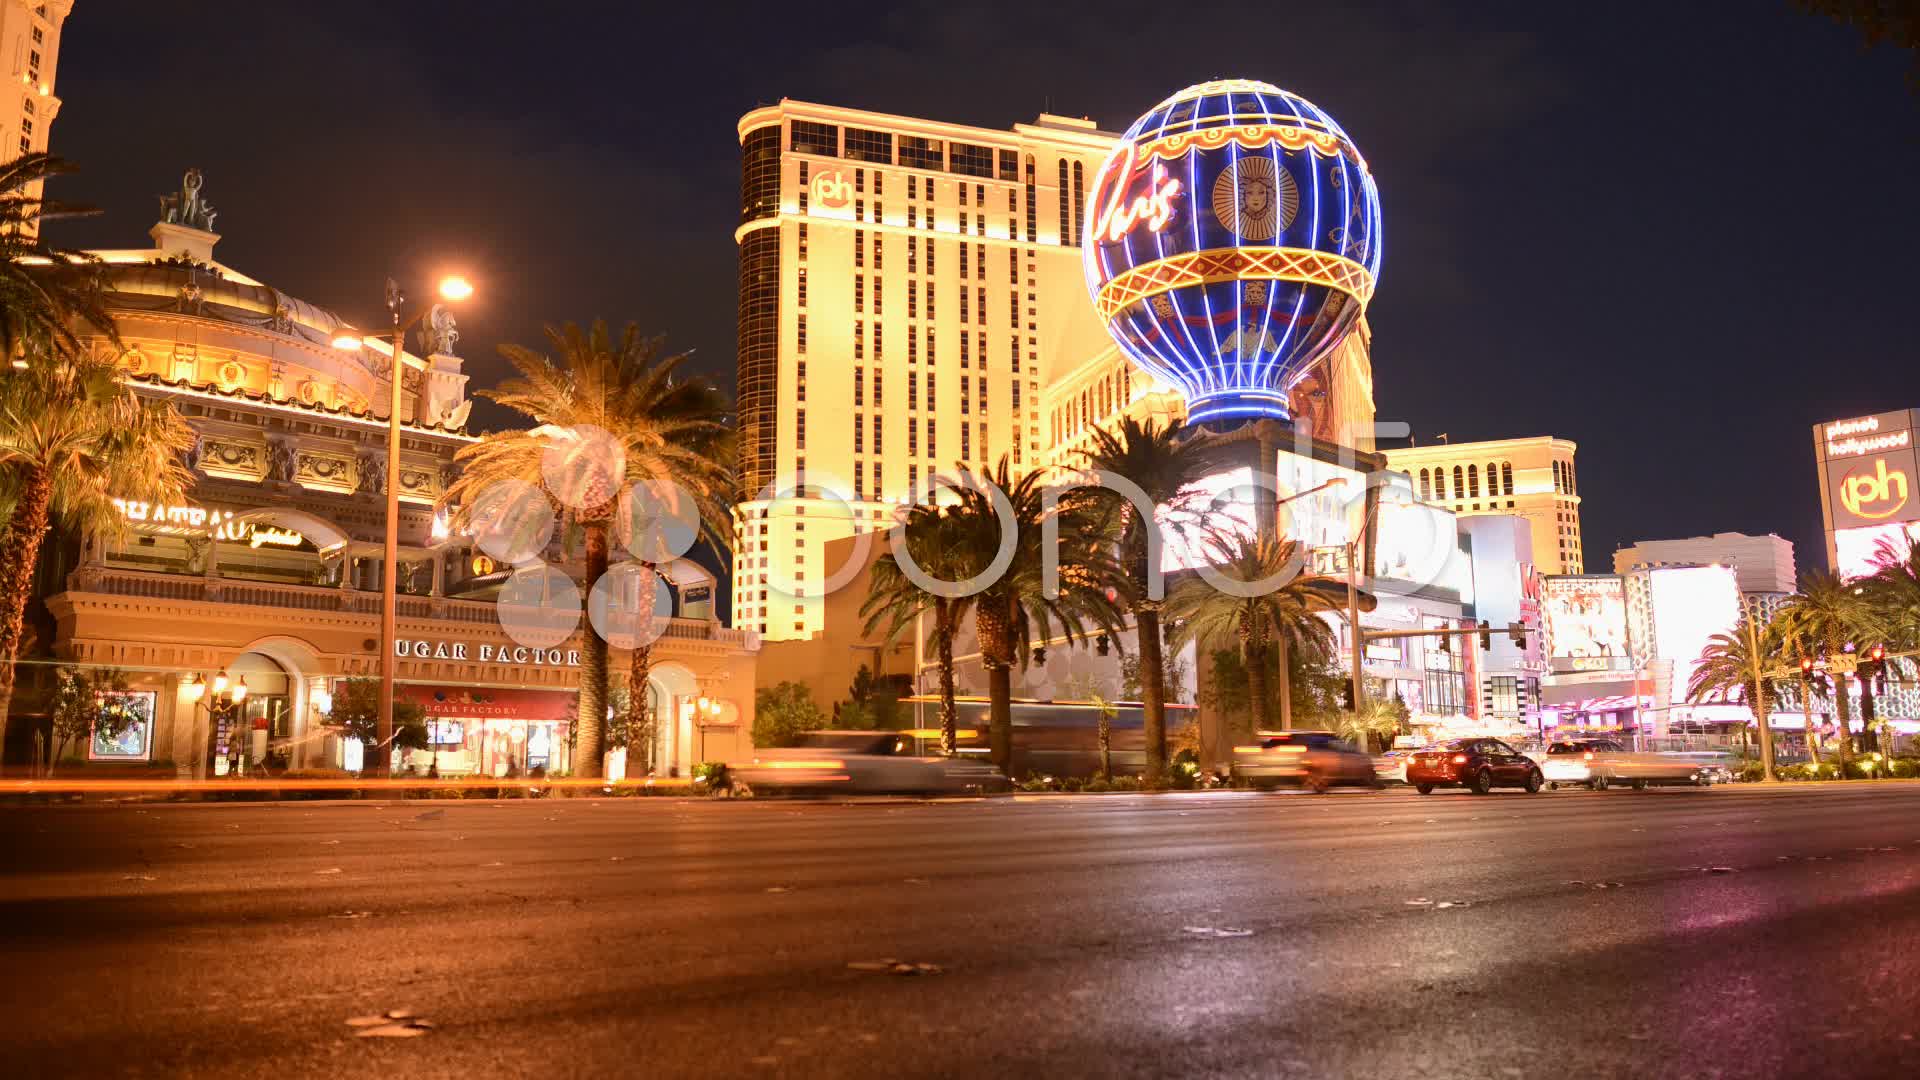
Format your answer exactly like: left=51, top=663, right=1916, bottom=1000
left=394, top=638, right=583, bottom=667
left=1542, top=575, right=1630, bottom=673
left=1816, top=409, right=1920, bottom=575
left=112, top=499, right=310, bottom=548
left=809, top=168, right=853, bottom=209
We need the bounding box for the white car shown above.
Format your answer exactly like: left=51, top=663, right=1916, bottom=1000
left=734, top=731, right=1013, bottom=796
left=1542, top=739, right=1626, bottom=789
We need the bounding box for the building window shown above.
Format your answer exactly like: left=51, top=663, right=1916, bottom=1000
left=1024, top=155, right=1038, bottom=244
left=908, top=279, right=918, bottom=318
left=1453, top=465, right=1465, bottom=496
left=907, top=235, right=918, bottom=274
left=976, top=286, right=986, bottom=324
left=927, top=419, right=937, bottom=458
left=926, top=238, right=935, bottom=276
left=927, top=370, right=937, bottom=409
left=1418, top=468, right=1430, bottom=500
left=791, top=120, right=839, bottom=155
left=796, top=266, right=807, bottom=307
left=854, top=229, right=864, bottom=268
left=978, top=375, right=987, bottom=412
left=1057, top=159, right=1070, bottom=245
left=843, top=127, right=893, bottom=164
left=873, top=369, right=884, bottom=407
left=797, top=223, right=808, bottom=260
left=854, top=367, right=864, bottom=407
left=873, top=322, right=883, bottom=359
left=854, top=275, right=864, bottom=313
left=1072, top=161, right=1085, bottom=245
left=1502, top=461, right=1514, bottom=496
left=854, top=414, right=865, bottom=454
left=959, top=243, right=968, bottom=279
left=873, top=276, right=883, bottom=315
left=961, top=423, right=971, bottom=459
left=950, top=142, right=994, bottom=178
left=908, top=325, right=918, bottom=363
left=1011, top=380, right=1021, bottom=410
left=1468, top=464, right=1479, bottom=498
left=908, top=370, right=919, bottom=410
left=795, top=410, right=806, bottom=450
left=872, top=414, right=883, bottom=456
left=854, top=320, right=864, bottom=359
left=975, top=243, right=985, bottom=280
left=927, top=329, right=936, bottom=366
left=960, top=330, right=970, bottom=367
left=796, top=314, right=806, bottom=354
left=796, top=360, right=807, bottom=402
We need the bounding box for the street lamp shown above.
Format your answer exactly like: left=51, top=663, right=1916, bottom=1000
left=188, top=672, right=249, bottom=777
left=694, top=694, right=721, bottom=764
left=332, top=274, right=474, bottom=777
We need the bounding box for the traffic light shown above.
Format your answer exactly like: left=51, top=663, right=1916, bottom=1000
left=1339, top=681, right=1355, bottom=711
left=1870, top=643, right=1886, bottom=663
left=1508, top=622, right=1527, bottom=648
left=1478, top=620, right=1492, bottom=650
left=1096, top=634, right=1111, bottom=657
left=1801, top=656, right=1816, bottom=676
left=1439, top=629, right=1451, bottom=654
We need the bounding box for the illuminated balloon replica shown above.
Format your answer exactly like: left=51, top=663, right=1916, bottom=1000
left=1083, top=79, right=1382, bottom=425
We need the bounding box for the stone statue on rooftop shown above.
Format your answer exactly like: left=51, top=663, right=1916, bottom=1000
left=419, top=304, right=460, bottom=357
left=159, top=168, right=218, bottom=232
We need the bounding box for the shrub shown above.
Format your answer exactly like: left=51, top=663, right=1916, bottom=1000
left=1084, top=778, right=1113, bottom=793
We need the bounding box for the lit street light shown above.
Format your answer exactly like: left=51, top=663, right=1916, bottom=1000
left=332, top=274, right=474, bottom=776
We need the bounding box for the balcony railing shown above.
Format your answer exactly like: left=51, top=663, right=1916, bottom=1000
left=62, top=566, right=750, bottom=646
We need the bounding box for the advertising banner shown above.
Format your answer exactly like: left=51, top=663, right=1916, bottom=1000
left=1542, top=576, right=1630, bottom=673
left=1834, top=520, right=1920, bottom=580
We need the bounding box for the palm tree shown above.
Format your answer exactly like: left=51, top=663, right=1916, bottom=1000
left=442, top=322, right=733, bottom=779
left=954, top=458, right=1122, bottom=775
left=1335, top=697, right=1403, bottom=755
left=1165, top=535, right=1342, bottom=738
left=0, top=350, right=196, bottom=756
left=861, top=502, right=982, bottom=754
left=1684, top=626, right=1780, bottom=781
left=1770, top=609, right=1827, bottom=772
left=0, top=154, right=118, bottom=363
left=1079, top=416, right=1215, bottom=781
left=1778, top=572, right=1884, bottom=777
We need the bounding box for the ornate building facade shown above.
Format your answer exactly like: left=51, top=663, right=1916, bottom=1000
left=19, top=173, right=757, bottom=778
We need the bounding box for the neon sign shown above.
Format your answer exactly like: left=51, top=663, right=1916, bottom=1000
left=112, top=499, right=308, bottom=548
left=810, top=168, right=853, bottom=209
left=1091, top=145, right=1183, bottom=244
left=1838, top=458, right=1911, bottom=520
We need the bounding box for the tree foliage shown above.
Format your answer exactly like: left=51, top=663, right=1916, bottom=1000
left=754, top=681, right=825, bottom=749
left=321, top=677, right=429, bottom=758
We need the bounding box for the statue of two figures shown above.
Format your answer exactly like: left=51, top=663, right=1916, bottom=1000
left=159, top=168, right=218, bottom=232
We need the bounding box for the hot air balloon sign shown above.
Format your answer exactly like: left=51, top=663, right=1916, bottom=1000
left=1083, top=79, right=1382, bottom=426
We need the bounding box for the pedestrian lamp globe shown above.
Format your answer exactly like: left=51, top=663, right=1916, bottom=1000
left=1082, top=78, right=1382, bottom=425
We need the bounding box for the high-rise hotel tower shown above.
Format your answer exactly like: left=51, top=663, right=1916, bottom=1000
left=733, top=102, right=1128, bottom=640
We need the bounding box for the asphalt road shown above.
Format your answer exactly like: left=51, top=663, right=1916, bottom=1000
left=5, top=784, right=1920, bottom=1079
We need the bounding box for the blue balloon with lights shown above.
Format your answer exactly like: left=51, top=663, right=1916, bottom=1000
left=1083, top=79, right=1382, bottom=426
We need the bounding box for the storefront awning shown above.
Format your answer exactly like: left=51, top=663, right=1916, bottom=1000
left=398, top=685, right=573, bottom=723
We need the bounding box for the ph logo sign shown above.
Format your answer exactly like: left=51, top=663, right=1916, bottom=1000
left=811, top=168, right=853, bottom=209
left=1840, top=457, right=1911, bottom=521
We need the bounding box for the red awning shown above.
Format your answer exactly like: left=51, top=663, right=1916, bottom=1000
left=398, top=685, right=573, bottom=723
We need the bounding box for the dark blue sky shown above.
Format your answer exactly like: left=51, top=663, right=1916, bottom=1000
left=47, top=1, right=1919, bottom=577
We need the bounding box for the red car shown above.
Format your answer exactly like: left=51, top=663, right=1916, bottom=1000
left=1406, top=737, right=1543, bottom=795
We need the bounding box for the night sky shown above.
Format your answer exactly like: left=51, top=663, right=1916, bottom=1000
left=45, top=1, right=1919, bottom=582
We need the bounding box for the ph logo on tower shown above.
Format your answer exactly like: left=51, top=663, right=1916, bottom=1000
left=1839, top=457, right=1911, bottom=521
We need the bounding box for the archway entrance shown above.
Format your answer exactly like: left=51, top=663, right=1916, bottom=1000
left=648, top=663, right=699, bottom=778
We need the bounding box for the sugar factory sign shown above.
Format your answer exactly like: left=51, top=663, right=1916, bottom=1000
left=395, top=638, right=582, bottom=667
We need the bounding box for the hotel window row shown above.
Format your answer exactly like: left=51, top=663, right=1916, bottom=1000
left=1416, top=461, right=1518, bottom=503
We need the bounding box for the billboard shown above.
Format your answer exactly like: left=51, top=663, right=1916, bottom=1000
left=1817, top=411, right=1920, bottom=575
left=1834, top=520, right=1920, bottom=580
left=1645, top=565, right=1741, bottom=705
left=1543, top=575, right=1630, bottom=673
left=1157, top=450, right=1368, bottom=575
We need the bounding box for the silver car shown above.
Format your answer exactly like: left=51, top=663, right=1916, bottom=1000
left=734, top=731, right=1013, bottom=796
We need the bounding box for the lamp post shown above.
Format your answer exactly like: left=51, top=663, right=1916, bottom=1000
left=332, top=275, right=473, bottom=777
left=1738, top=593, right=1780, bottom=783
left=694, top=694, right=721, bottom=766
left=185, top=672, right=248, bottom=778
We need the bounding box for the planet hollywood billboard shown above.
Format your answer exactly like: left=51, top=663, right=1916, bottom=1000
left=1813, top=409, right=1920, bottom=578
